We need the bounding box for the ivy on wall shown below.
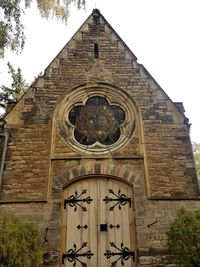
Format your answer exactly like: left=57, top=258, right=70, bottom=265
left=0, top=215, right=43, bottom=267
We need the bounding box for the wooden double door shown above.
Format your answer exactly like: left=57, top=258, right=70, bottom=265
left=61, top=177, right=136, bottom=267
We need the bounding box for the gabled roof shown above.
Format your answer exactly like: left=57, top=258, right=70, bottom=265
left=4, top=9, right=187, bottom=121
left=45, top=9, right=138, bottom=72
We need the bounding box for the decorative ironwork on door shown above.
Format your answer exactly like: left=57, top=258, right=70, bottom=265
left=77, top=224, right=88, bottom=230
left=62, top=242, right=94, bottom=267
left=103, top=189, right=131, bottom=211
left=104, top=242, right=135, bottom=267
left=64, top=189, right=93, bottom=211
left=62, top=179, right=135, bottom=267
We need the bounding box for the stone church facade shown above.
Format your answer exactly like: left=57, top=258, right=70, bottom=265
left=0, top=9, right=199, bottom=267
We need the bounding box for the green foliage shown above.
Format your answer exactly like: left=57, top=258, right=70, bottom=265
left=0, top=62, right=28, bottom=111
left=167, top=208, right=200, bottom=267
left=0, top=0, right=86, bottom=57
left=0, top=215, right=43, bottom=267
left=0, top=0, right=25, bottom=57
left=193, top=142, right=200, bottom=180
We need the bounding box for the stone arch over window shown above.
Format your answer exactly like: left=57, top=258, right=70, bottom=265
left=53, top=83, right=140, bottom=155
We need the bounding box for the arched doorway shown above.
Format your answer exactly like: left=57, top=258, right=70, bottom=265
left=61, top=176, right=136, bottom=267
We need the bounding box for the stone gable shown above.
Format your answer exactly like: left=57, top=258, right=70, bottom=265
left=2, top=10, right=198, bottom=201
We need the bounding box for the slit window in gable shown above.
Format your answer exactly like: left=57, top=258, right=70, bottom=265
left=94, top=43, right=99, bottom=58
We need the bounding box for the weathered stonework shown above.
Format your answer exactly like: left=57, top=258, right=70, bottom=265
left=0, top=9, right=199, bottom=267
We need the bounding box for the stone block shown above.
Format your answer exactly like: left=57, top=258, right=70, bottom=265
left=139, top=256, right=156, bottom=265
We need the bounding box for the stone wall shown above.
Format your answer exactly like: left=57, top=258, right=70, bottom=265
left=1, top=159, right=199, bottom=266
left=1, top=10, right=197, bottom=202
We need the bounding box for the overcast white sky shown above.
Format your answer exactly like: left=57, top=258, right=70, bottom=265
left=0, top=0, right=199, bottom=142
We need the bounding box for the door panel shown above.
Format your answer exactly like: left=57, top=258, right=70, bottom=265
left=88, top=179, right=98, bottom=266
left=62, top=177, right=136, bottom=267
left=98, top=179, right=107, bottom=267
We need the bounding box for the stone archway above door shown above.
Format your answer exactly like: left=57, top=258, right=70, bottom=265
left=52, top=161, right=140, bottom=199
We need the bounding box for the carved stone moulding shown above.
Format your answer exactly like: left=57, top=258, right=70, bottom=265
left=54, top=83, right=137, bottom=155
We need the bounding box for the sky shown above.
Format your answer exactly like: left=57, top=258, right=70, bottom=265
left=0, top=0, right=199, bottom=143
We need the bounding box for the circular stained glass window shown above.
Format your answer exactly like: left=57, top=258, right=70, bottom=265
left=55, top=84, right=136, bottom=154
left=68, top=96, right=125, bottom=145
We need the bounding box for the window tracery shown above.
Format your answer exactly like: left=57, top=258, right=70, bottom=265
left=55, top=85, right=136, bottom=154
left=68, top=96, right=125, bottom=145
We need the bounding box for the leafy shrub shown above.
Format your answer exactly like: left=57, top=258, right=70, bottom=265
left=167, top=208, right=200, bottom=267
left=0, top=215, right=43, bottom=267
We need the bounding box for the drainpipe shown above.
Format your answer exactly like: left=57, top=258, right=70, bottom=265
left=0, top=132, right=9, bottom=188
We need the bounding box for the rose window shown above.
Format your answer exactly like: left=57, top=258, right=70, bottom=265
left=55, top=85, right=136, bottom=154
left=68, top=96, right=125, bottom=146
